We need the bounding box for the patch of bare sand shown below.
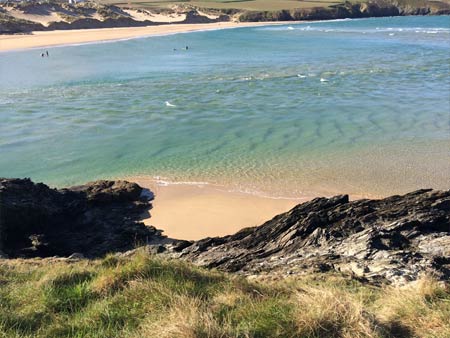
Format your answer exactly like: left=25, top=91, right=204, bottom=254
left=7, top=9, right=62, bottom=26
left=133, top=177, right=308, bottom=240
left=196, top=10, right=220, bottom=20
left=123, top=9, right=186, bottom=22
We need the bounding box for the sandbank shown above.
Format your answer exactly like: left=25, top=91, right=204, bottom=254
left=0, top=21, right=292, bottom=52
left=133, top=177, right=309, bottom=240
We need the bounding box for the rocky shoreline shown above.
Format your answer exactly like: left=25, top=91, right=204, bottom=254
left=0, top=178, right=449, bottom=285
left=0, top=178, right=168, bottom=258
left=1, top=0, right=449, bottom=34
left=181, top=190, right=450, bottom=285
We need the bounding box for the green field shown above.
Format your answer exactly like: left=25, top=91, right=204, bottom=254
left=0, top=250, right=449, bottom=337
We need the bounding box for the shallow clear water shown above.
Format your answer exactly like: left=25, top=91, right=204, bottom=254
left=1, top=16, right=449, bottom=197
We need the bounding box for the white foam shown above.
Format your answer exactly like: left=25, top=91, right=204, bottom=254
left=297, top=74, right=307, bottom=78
left=165, top=101, right=176, bottom=107
left=0, top=99, right=14, bottom=105
left=256, top=22, right=450, bottom=36
left=154, top=178, right=210, bottom=187
left=320, top=78, right=328, bottom=82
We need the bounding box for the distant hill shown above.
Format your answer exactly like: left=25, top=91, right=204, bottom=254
left=1, top=0, right=449, bottom=33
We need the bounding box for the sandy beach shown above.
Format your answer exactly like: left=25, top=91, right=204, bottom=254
left=132, top=177, right=308, bottom=240
left=131, top=176, right=380, bottom=240
left=0, top=21, right=289, bottom=52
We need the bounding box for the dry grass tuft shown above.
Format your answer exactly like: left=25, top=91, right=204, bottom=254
left=293, top=284, right=379, bottom=338
left=133, top=295, right=225, bottom=338
left=0, top=252, right=448, bottom=338
left=375, top=276, right=450, bottom=338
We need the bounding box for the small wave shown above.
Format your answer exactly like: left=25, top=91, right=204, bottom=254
left=320, top=78, right=329, bottom=83
left=317, top=18, right=354, bottom=23
left=297, top=74, right=307, bottom=78
left=154, top=178, right=210, bottom=187
left=0, top=99, right=14, bottom=105
left=165, top=101, right=176, bottom=107
left=148, top=176, right=307, bottom=200
left=260, top=24, right=450, bottom=35
left=376, top=27, right=449, bottom=34
left=225, top=186, right=308, bottom=200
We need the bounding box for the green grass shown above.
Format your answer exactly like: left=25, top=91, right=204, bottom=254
left=0, top=250, right=449, bottom=337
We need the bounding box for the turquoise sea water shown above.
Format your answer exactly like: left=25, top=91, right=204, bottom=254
left=1, top=16, right=449, bottom=197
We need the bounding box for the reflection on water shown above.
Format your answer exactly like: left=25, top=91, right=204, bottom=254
left=1, top=16, right=449, bottom=197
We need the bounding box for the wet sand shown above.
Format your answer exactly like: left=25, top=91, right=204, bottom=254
left=0, top=21, right=292, bottom=52
left=133, top=177, right=309, bottom=240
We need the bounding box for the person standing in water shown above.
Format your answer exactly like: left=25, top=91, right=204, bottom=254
left=46, top=51, right=49, bottom=57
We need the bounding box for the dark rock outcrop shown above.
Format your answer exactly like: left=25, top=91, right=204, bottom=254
left=1, top=177, right=449, bottom=285
left=0, top=178, right=164, bottom=258
left=181, top=190, right=450, bottom=284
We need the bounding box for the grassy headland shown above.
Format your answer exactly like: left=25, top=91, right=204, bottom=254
left=0, top=249, right=449, bottom=338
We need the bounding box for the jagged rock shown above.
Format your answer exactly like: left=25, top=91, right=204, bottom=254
left=2, top=177, right=449, bottom=285
left=0, top=178, right=165, bottom=258
left=181, top=190, right=450, bottom=284
left=147, top=244, right=166, bottom=254
left=68, top=253, right=85, bottom=259
left=70, top=180, right=142, bottom=204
